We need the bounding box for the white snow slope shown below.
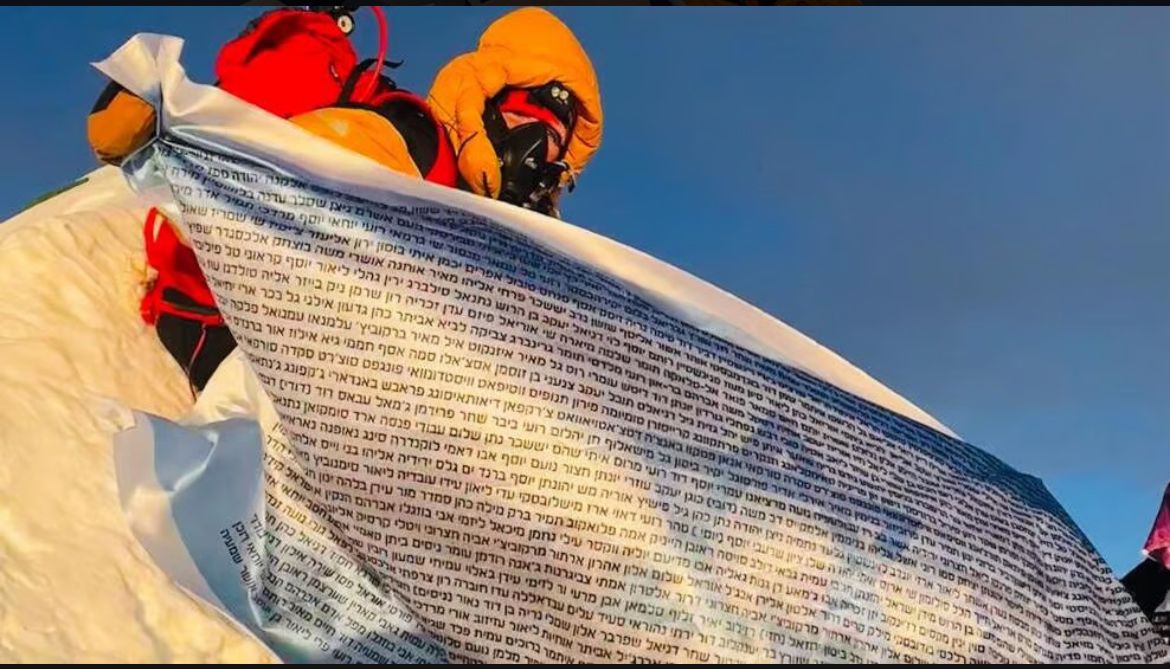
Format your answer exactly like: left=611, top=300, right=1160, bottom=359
left=0, top=167, right=273, bottom=663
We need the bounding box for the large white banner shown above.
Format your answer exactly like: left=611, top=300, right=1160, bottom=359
left=105, top=35, right=1167, bottom=663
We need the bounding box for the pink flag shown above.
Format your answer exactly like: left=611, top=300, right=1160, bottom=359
left=1143, top=484, right=1170, bottom=569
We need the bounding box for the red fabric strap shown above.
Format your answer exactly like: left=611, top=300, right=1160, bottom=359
left=140, top=209, right=223, bottom=327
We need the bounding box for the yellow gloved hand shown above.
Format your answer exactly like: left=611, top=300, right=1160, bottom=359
left=87, top=82, right=156, bottom=166
left=427, top=7, right=603, bottom=198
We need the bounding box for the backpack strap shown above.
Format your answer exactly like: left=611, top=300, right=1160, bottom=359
left=337, top=60, right=457, bottom=188
left=338, top=57, right=402, bottom=106
left=373, top=91, right=458, bottom=188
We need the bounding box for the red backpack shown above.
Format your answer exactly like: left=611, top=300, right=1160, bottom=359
left=212, top=6, right=456, bottom=186
left=143, top=7, right=460, bottom=331
left=215, top=8, right=358, bottom=119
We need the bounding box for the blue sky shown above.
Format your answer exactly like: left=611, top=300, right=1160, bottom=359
left=2, top=7, right=1166, bottom=573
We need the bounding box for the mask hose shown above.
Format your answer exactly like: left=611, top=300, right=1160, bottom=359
left=355, top=6, right=388, bottom=103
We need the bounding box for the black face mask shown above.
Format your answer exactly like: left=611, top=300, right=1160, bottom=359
left=482, top=82, right=577, bottom=216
